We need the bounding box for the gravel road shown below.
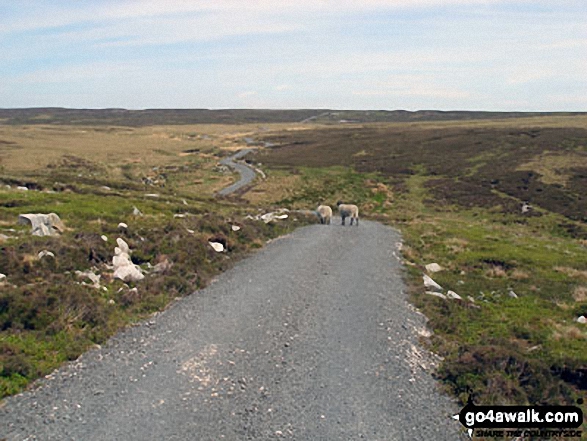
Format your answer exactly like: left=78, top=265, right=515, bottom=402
left=217, top=149, right=257, bottom=196
left=0, top=220, right=465, bottom=440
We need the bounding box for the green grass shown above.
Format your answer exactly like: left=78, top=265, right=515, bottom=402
left=254, top=120, right=587, bottom=420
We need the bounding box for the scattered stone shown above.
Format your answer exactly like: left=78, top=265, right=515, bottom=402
left=101, top=235, right=108, bottom=242
left=423, top=274, right=443, bottom=292
left=17, top=186, right=28, bottom=191
left=426, top=291, right=447, bottom=300
left=132, top=206, right=143, bottom=216
left=0, top=233, right=10, bottom=242
left=75, top=270, right=101, bottom=289
left=446, top=290, right=462, bottom=300
left=145, top=193, right=160, bottom=198
left=118, top=222, right=128, bottom=229
left=182, top=199, right=188, bottom=206
left=577, top=316, right=587, bottom=324
left=18, top=213, right=65, bottom=237
left=0, top=273, right=6, bottom=283
left=231, top=225, right=241, bottom=232
left=209, top=242, right=225, bottom=252
left=508, top=289, right=519, bottom=299
left=101, top=186, right=111, bottom=191
left=521, top=202, right=532, bottom=214
left=112, top=238, right=144, bottom=282
left=38, top=250, right=55, bottom=259
left=260, top=211, right=289, bottom=223
left=425, top=263, right=443, bottom=273
left=467, top=296, right=476, bottom=303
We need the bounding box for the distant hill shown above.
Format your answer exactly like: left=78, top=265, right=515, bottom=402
left=0, top=107, right=585, bottom=126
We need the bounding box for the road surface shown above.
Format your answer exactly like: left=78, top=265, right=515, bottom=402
left=217, top=149, right=258, bottom=196
left=0, top=220, right=464, bottom=440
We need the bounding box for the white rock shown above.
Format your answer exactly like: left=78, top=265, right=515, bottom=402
left=132, top=206, right=143, bottom=216
left=0, top=273, right=6, bottom=282
left=18, top=213, right=65, bottom=237
left=145, top=193, right=160, bottom=198
left=209, top=242, right=225, bottom=252
left=75, top=270, right=101, bottom=288
left=38, top=250, right=55, bottom=259
left=118, top=222, right=128, bottom=229
left=113, top=264, right=144, bottom=282
left=113, top=253, right=132, bottom=267
left=101, top=186, right=111, bottom=191
left=508, top=289, right=519, bottom=299
left=447, top=290, right=462, bottom=300
left=116, top=238, right=130, bottom=255
left=426, top=291, right=447, bottom=300
left=425, top=263, right=443, bottom=273
left=423, top=274, right=443, bottom=292
left=467, top=296, right=476, bottom=303
left=182, top=199, right=188, bottom=206
left=101, top=235, right=108, bottom=242
left=231, top=225, right=241, bottom=231
left=173, top=214, right=186, bottom=218
left=17, top=186, right=28, bottom=191
left=577, top=316, right=587, bottom=324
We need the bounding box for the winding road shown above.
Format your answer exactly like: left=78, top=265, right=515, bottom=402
left=0, top=221, right=464, bottom=440
left=217, top=149, right=258, bottom=196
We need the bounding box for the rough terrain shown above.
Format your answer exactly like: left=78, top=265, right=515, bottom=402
left=0, top=220, right=464, bottom=440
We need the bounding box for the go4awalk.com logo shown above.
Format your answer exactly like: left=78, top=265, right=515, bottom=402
left=454, top=396, right=584, bottom=439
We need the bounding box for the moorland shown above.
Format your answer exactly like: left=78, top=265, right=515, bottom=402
left=1, top=110, right=586, bottom=431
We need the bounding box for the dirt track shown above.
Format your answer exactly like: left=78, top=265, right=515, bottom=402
left=0, top=220, right=465, bottom=440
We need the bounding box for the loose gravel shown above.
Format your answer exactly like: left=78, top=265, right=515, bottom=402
left=0, top=220, right=465, bottom=440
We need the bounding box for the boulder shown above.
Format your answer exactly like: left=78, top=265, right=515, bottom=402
left=113, top=264, right=144, bottom=283
left=112, top=238, right=144, bottom=283
left=577, top=316, right=586, bottom=324
left=209, top=242, right=225, bottom=252
left=116, top=238, right=130, bottom=255
left=447, top=290, right=462, bottom=300
left=425, top=263, right=443, bottom=273
left=18, top=213, right=65, bottom=236
left=423, top=274, right=443, bottom=292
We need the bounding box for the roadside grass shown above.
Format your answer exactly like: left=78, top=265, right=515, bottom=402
left=0, top=183, right=314, bottom=398
left=0, top=123, right=317, bottom=399
left=253, top=119, right=587, bottom=421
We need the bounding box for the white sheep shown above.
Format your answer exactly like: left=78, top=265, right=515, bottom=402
left=337, top=201, right=359, bottom=226
left=316, top=205, right=333, bottom=225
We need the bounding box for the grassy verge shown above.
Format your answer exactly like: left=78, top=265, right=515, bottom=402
left=0, top=123, right=318, bottom=399
left=252, top=119, right=587, bottom=434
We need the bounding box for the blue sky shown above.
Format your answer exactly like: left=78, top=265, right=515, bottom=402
left=1, top=0, right=585, bottom=111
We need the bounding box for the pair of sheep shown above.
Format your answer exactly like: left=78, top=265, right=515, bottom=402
left=317, top=201, right=359, bottom=226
